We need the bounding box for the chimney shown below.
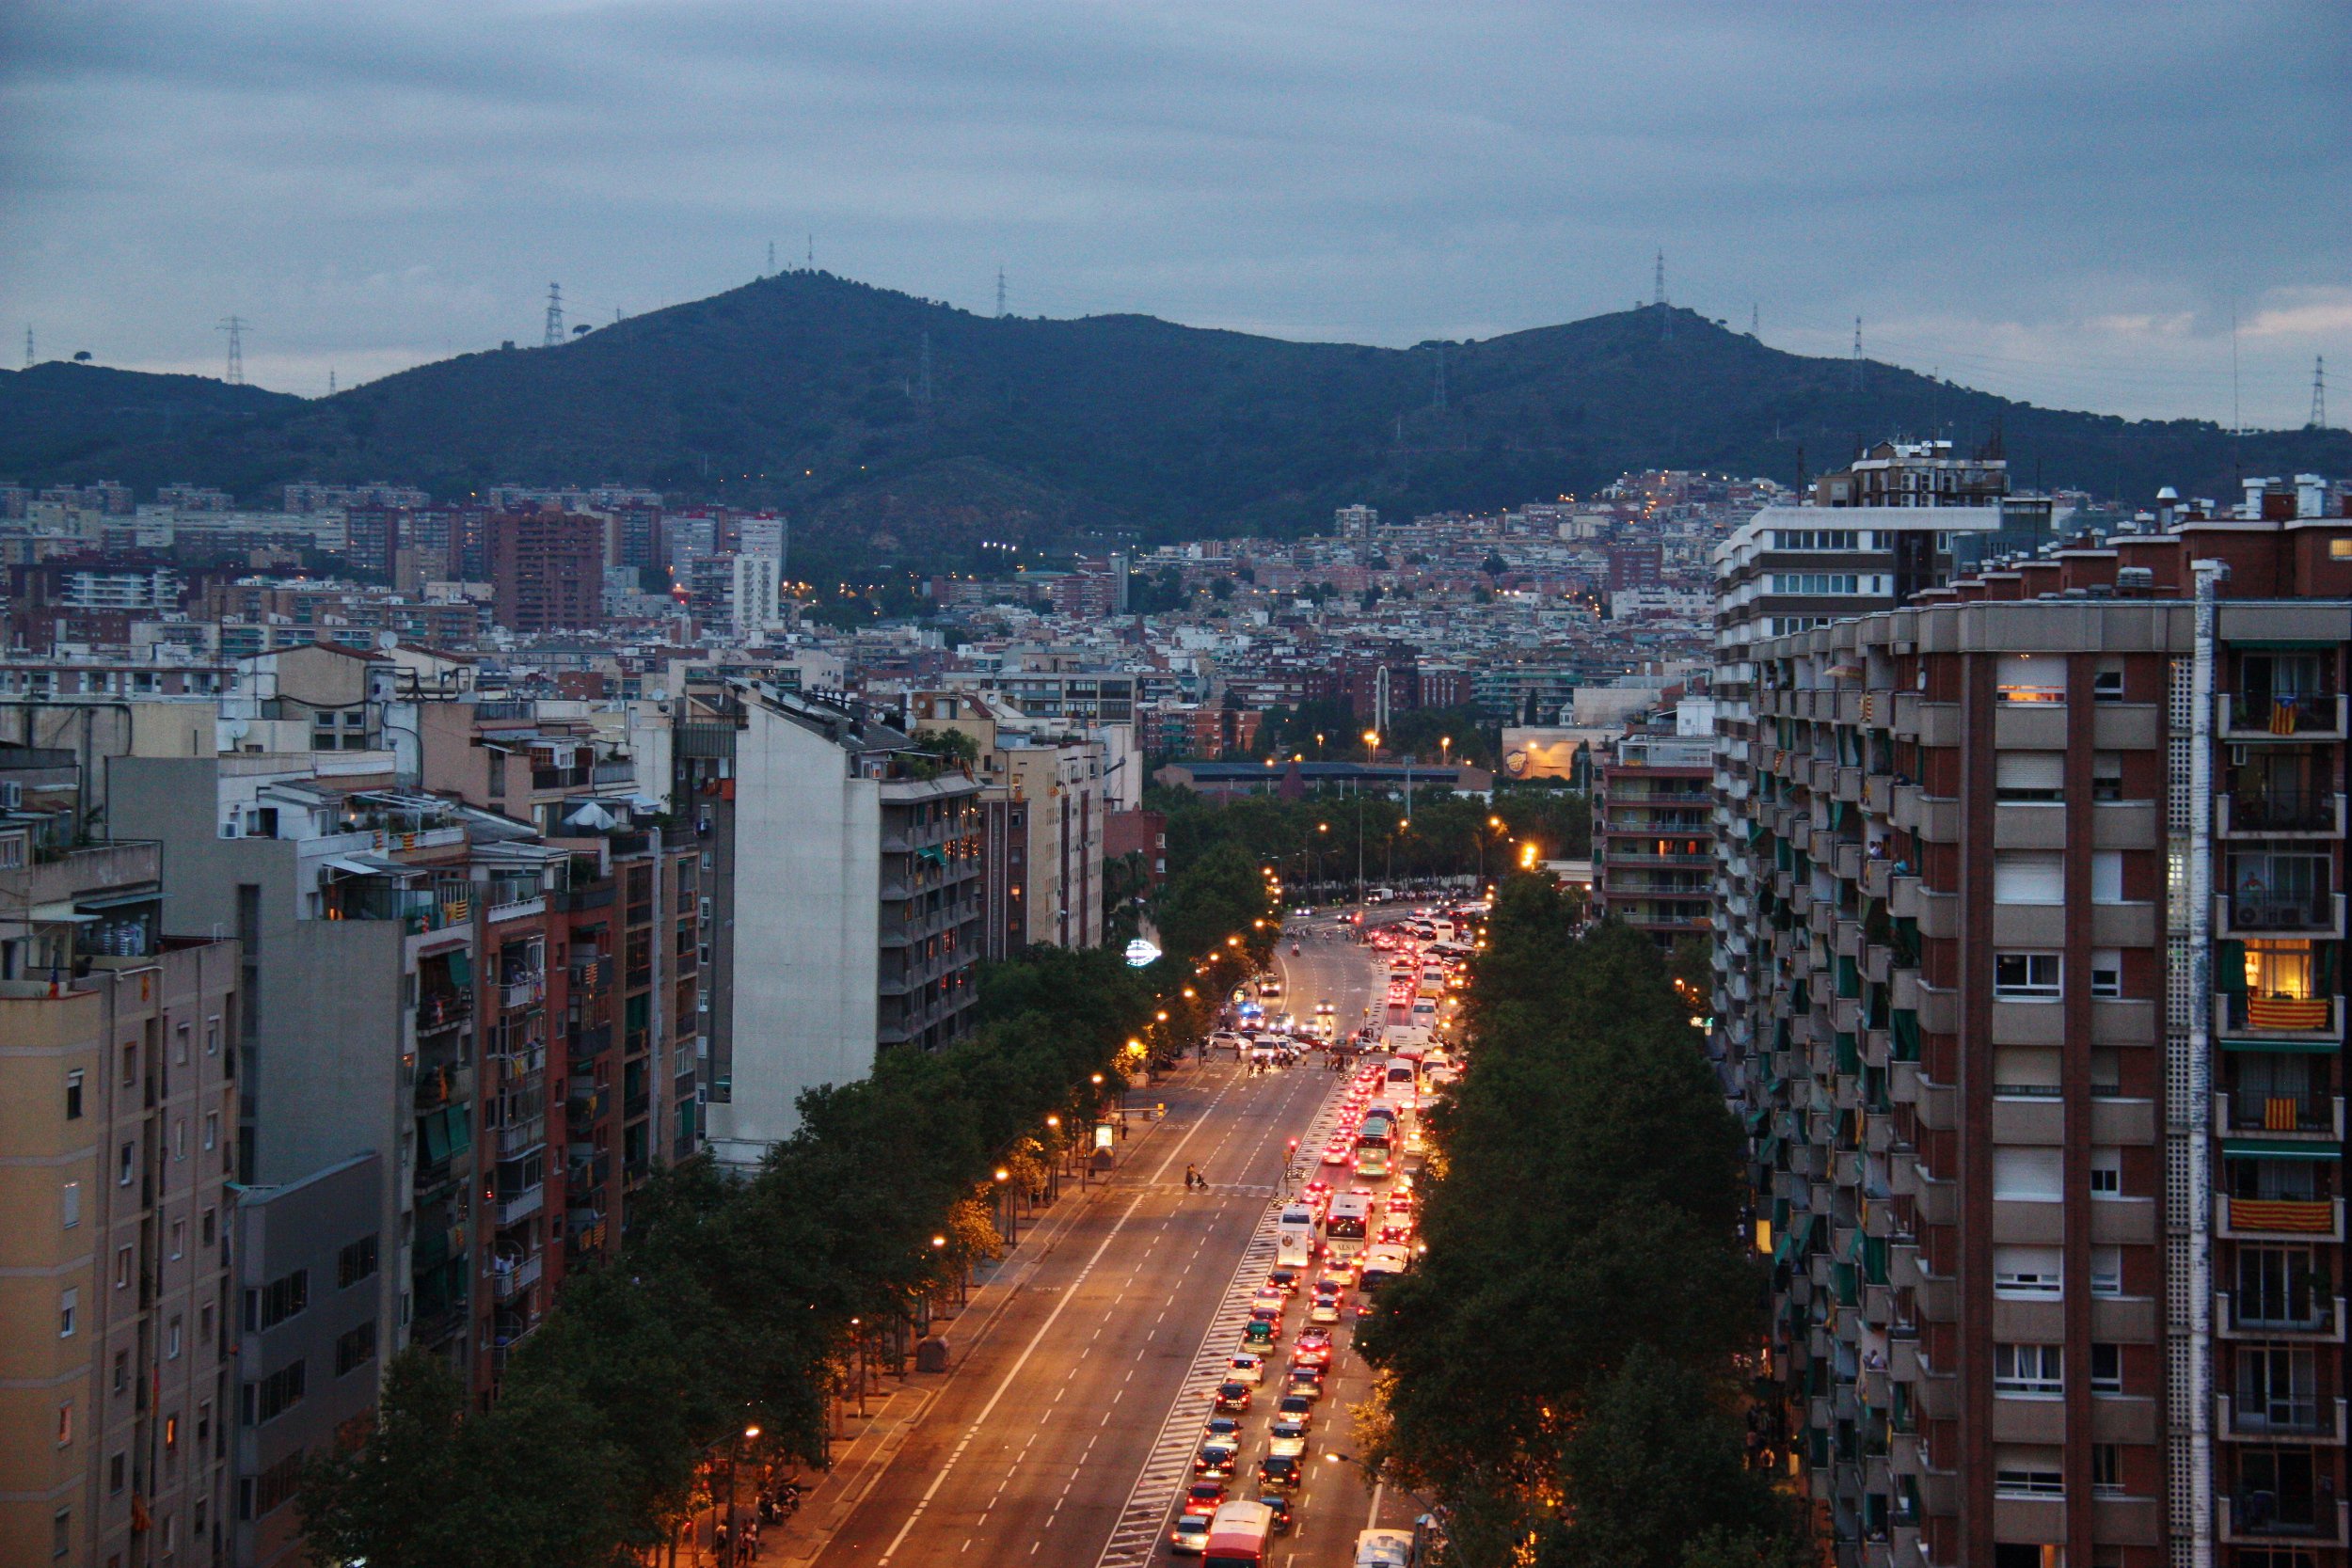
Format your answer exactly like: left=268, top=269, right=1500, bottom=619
left=2155, top=486, right=2179, bottom=530
left=2296, top=474, right=2327, bottom=519
left=2115, top=565, right=2154, bottom=598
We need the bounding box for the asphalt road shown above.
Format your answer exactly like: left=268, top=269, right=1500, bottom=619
left=801, top=912, right=1422, bottom=1568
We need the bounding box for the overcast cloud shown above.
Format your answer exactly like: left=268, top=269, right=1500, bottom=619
left=2, top=1, right=2344, bottom=426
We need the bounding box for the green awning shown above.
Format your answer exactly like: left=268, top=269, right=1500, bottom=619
left=446, top=948, right=474, bottom=988
left=2229, top=639, right=2342, bottom=650
left=2222, top=1138, right=2342, bottom=1161
left=2220, top=1036, right=2344, bottom=1053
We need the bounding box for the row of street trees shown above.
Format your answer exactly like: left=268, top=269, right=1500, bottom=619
left=1354, top=877, right=1807, bottom=1568
left=300, top=850, right=1275, bottom=1567
left=1150, top=784, right=1592, bottom=895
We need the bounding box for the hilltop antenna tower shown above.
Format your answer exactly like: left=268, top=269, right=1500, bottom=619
left=768, top=241, right=776, bottom=276
left=2310, top=356, right=2328, bottom=430
left=1654, top=250, right=1670, bottom=341
left=806, top=234, right=814, bottom=271
left=328, top=368, right=336, bottom=396
left=22, top=325, right=31, bottom=370
left=543, top=284, right=564, bottom=348
left=1851, top=317, right=1864, bottom=393
left=995, top=267, right=1007, bottom=319
left=217, top=316, right=247, bottom=385
left=1750, top=302, right=1758, bottom=337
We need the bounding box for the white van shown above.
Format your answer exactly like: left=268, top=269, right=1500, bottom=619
left=1355, top=1528, right=1417, bottom=1568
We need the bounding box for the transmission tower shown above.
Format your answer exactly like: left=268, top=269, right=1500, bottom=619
left=543, top=284, right=564, bottom=348
left=327, top=368, right=337, bottom=396
left=23, top=325, right=32, bottom=370
left=768, top=241, right=776, bottom=276
left=995, top=267, right=1007, bottom=318
left=2310, top=356, right=2328, bottom=430
left=1750, top=302, right=1758, bottom=337
left=1654, top=250, right=1669, bottom=341
left=217, top=316, right=247, bottom=385
left=1850, top=317, right=1864, bottom=392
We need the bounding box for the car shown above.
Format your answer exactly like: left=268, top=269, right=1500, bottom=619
left=1252, top=1285, right=1286, bottom=1311
left=1259, top=1493, right=1295, bottom=1534
left=1242, top=1320, right=1276, bottom=1351
left=1169, top=1513, right=1211, bottom=1556
left=1259, top=1453, right=1303, bottom=1490
left=1268, top=1426, right=1308, bottom=1459
left=1308, top=1298, right=1342, bottom=1325
left=1196, top=1439, right=1240, bottom=1478
left=1183, top=1480, right=1228, bottom=1516
left=1267, top=1266, right=1298, bottom=1294
left=1284, top=1369, right=1325, bottom=1403
left=1322, top=1145, right=1351, bottom=1166
left=1203, top=1415, right=1242, bottom=1442
left=1214, top=1381, right=1252, bottom=1413
left=1293, top=1331, right=1334, bottom=1365
left=1227, top=1354, right=1264, bottom=1385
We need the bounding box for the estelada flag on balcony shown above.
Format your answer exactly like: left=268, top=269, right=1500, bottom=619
left=2248, top=994, right=2331, bottom=1030
left=2271, top=695, right=2302, bottom=736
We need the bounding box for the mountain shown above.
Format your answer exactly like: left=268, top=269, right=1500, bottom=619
left=6, top=273, right=2346, bottom=567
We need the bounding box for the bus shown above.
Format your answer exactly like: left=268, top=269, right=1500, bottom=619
left=1354, top=1111, right=1394, bottom=1180
left=1205, top=1500, right=1275, bottom=1567
left=1324, top=1192, right=1373, bottom=1262
left=1277, top=1203, right=1318, bottom=1268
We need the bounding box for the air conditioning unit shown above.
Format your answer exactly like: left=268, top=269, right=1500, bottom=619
left=0, top=780, right=21, bottom=808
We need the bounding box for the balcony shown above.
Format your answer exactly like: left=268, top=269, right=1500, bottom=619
left=2219, top=890, right=2344, bottom=940
left=2220, top=1195, right=2345, bottom=1242
left=499, top=972, right=547, bottom=1010
left=2223, top=691, right=2349, bottom=742
left=2220, top=992, right=2344, bottom=1040
left=2219, top=1393, right=2345, bottom=1442
left=416, top=990, right=472, bottom=1034
left=2220, top=1494, right=2349, bottom=1546
left=494, top=1114, right=547, bottom=1160
left=2221, top=791, right=2347, bottom=838
left=494, top=1182, right=544, bottom=1227
left=2219, top=1091, right=2344, bottom=1140
left=2222, top=1289, right=2344, bottom=1340
left=490, top=1248, right=544, bottom=1302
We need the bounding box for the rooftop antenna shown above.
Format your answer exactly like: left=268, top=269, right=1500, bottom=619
left=1654, top=249, right=1669, bottom=341
left=217, top=315, right=247, bottom=385
left=543, top=283, right=564, bottom=348
left=2309, top=355, right=2328, bottom=430
left=1851, top=316, right=1864, bottom=393
left=995, top=266, right=1007, bottom=319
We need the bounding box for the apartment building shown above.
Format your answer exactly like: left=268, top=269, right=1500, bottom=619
left=1716, top=505, right=2352, bottom=1568
left=685, top=684, right=983, bottom=1164
left=1590, top=721, right=1715, bottom=946
left=0, top=752, right=239, bottom=1568
left=489, top=510, right=604, bottom=632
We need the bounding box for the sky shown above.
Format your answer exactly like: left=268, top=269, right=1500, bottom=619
left=2, top=1, right=2346, bottom=427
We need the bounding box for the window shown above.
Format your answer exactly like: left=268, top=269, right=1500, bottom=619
left=197, top=1400, right=211, bottom=1446
left=337, top=1234, right=379, bottom=1289
left=200, top=1207, right=215, bottom=1248
left=205, top=1020, right=220, bottom=1056
left=168, top=1219, right=183, bottom=1260
left=244, top=1450, right=306, bottom=1520
left=1994, top=1047, right=2061, bottom=1098
left=172, top=1118, right=186, bottom=1162
left=1994, top=852, right=2066, bottom=905
left=166, top=1315, right=182, bottom=1360
left=65, top=1069, right=84, bottom=1120
left=56, top=1400, right=72, bottom=1447
left=1994, top=1445, right=2065, bottom=1496
left=2092, top=1246, right=2124, bottom=1296
left=2093, top=667, right=2125, bottom=702
left=248, top=1269, right=309, bottom=1330
left=2239, top=1246, right=2326, bottom=1328
left=2091, top=1147, right=2123, bottom=1196
left=119, top=1042, right=135, bottom=1086
left=2239, top=1344, right=2319, bottom=1431
left=108, top=1452, right=126, bottom=1495
left=2091, top=1443, right=2123, bottom=1496
left=112, top=1350, right=128, bottom=1394
left=2092, top=752, right=2125, bottom=801
left=118, top=1142, right=134, bottom=1187
left=53, top=1508, right=70, bottom=1560
left=1997, top=654, right=2067, bottom=704
left=1994, top=752, right=2065, bottom=802
left=173, top=1022, right=190, bottom=1065
left=200, top=1302, right=214, bottom=1346
left=1994, top=1146, right=2064, bottom=1201
left=202, top=1112, right=218, bottom=1151
left=2091, top=1342, right=2122, bottom=1392
left=164, top=1413, right=178, bottom=1455
left=114, top=1245, right=133, bottom=1291
left=334, top=1319, right=378, bottom=1376
left=1995, top=1343, right=2064, bottom=1396
left=2091, top=850, right=2126, bottom=903
left=243, top=1360, right=307, bottom=1426
left=1994, top=1245, right=2063, bottom=1296
left=1995, top=951, right=2062, bottom=998
left=61, top=1181, right=80, bottom=1230
left=2091, top=949, right=2123, bottom=998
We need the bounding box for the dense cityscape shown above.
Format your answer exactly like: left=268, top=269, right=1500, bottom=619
left=6, top=8, right=2351, bottom=1568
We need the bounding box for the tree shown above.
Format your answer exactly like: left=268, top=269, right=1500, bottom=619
left=1480, top=551, right=1507, bottom=577
left=1210, top=576, right=1235, bottom=600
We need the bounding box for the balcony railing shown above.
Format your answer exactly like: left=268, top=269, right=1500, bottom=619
left=2225, top=692, right=2349, bottom=740
left=2222, top=1392, right=2343, bottom=1439
left=2221, top=1091, right=2343, bottom=1138
left=2223, top=790, right=2347, bottom=836
left=2223, top=1289, right=2344, bottom=1338
left=2220, top=888, right=2344, bottom=939
left=489, top=1250, right=544, bottom=1302
left=494, top=1183, right=544, bottom=1227
left=2221, top=1196, right=2345, bottom=1240
left=417, top=990, right=472, bottom=1032
left=2222, top=993, right=2344, bottom=1038
left=2221, top=1495, right=2350, bottom=1545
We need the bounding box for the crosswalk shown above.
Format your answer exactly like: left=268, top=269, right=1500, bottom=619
left=1092, top=1082, right=1354, bottom=1568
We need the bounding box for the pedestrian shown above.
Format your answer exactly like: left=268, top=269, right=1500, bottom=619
left=1184, top=1163, right=1199, bottom=1191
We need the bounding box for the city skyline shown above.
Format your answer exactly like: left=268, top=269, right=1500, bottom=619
left=1, top=2, right=2345, bottom=424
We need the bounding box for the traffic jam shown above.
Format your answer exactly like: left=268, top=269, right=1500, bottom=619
left=1172, top=908, right=1479, bottom=1565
